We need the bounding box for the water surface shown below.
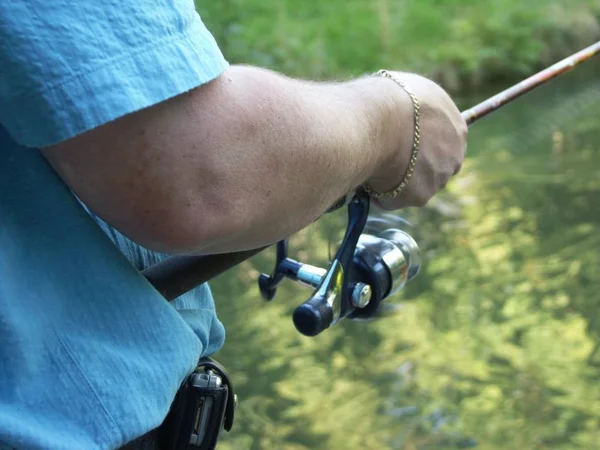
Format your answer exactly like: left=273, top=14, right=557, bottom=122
left=211, top=63, right=600, bottom=450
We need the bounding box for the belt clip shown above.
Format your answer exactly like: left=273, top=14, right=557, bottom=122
left=195, top=357, right=237, bottom=432
left=161, top=357, right=237, bottom=450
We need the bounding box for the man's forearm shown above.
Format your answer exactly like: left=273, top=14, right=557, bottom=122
left=44, top=65, right=411, bottom=254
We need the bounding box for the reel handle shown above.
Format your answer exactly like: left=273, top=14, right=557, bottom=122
left=293, top=301, right=334, bottom=337
left=291, top=194, right=370, bottom=336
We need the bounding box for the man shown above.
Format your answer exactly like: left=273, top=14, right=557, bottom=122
left=0, top=0, right=466, bottom=449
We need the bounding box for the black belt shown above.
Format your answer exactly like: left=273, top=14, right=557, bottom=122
left=119, top=427, right=162, bottom=450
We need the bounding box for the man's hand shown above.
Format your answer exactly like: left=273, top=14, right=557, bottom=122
left=366, top=72, right=468, bottom=209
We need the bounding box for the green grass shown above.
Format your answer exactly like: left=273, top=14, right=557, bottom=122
left=197, top=0, right=600, bottom=92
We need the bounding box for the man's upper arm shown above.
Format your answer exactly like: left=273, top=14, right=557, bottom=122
left=0, top=0, right=228, bottom=148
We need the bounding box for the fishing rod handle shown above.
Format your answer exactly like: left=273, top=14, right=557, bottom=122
left=143, top=247, right=266, bottom=301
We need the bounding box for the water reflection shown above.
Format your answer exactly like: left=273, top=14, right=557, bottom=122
left=211, top=64, right=600, bottom=449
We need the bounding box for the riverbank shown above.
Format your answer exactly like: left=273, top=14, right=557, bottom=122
left=197, top=0, right=600, bottom=93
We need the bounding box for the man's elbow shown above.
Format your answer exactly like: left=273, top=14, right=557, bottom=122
left=112, top=195, right=243, bottom=255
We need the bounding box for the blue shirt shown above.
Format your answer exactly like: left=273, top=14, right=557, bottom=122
left=0, top=1, right=228, bottom=449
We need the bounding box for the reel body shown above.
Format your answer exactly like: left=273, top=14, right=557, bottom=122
left=259, top=191, right=421, bottom=336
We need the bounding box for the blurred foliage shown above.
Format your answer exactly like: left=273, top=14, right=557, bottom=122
left=197, top=0, right=600, bottom=91
left=194, top=1, right=600, bottom=449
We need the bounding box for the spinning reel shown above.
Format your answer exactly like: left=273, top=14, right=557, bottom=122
left=258, top=190, right=421, bottom=336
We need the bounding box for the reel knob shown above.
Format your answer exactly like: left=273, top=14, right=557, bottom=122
left=292, top=296, right=335, bottom=337
left=291, top=258, right=344, bottom=337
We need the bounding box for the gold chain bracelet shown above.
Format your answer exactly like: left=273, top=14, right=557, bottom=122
left=362, top=69, right=421, bottom=200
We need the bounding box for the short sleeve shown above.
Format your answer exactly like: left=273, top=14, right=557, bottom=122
left=0, top=0, right=228, bottom=148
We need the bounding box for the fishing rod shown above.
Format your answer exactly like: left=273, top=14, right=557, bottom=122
left=462, top=41, right=600, bottom=124
left=143, top=41, right=600, bottom=335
